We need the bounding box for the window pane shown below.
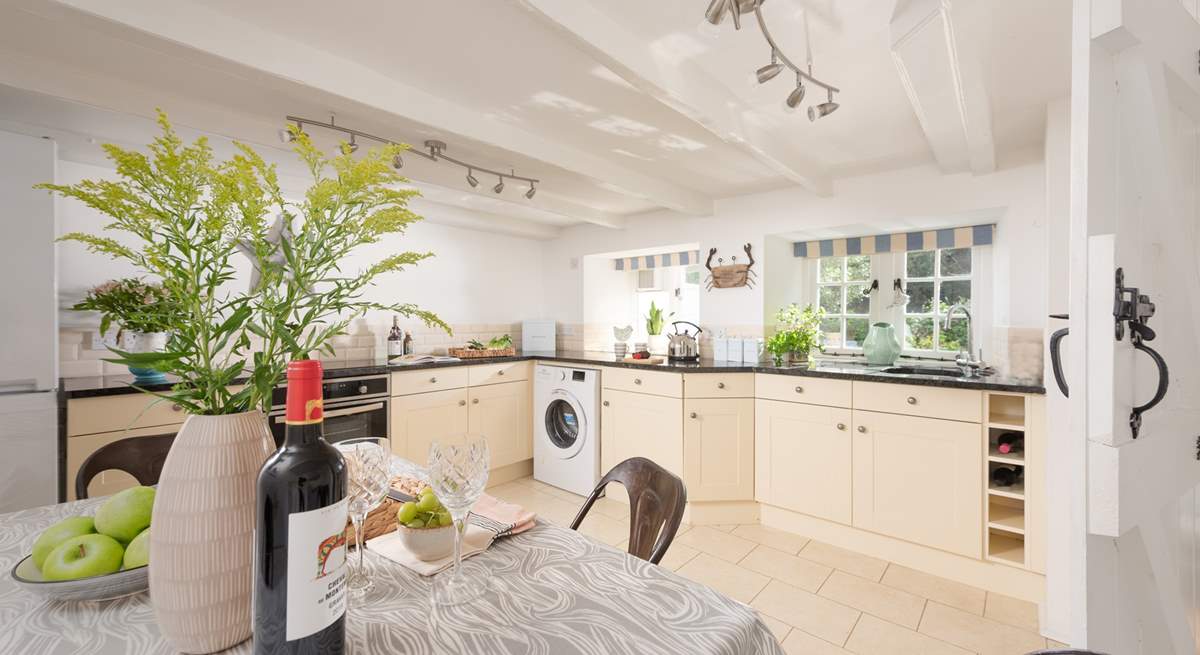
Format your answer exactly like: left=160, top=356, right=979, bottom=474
left=846, top=255, right=871, bottom=281
left=906, top=251, right=934, bottom=278
left=819, top=285, right=842, bottom=314
left=846, top=318, right=869, bottom=348
left=939, top=280, right=971, bottom=312
left=905, top=317, right=935, bottom=350
left=845, top=285, right=870, bottom=314
left=820, top=317, right=843, bottom=348
left=819, top=258, right=843, bottom=283
left=906, top=281, right=934, bottom=313
left=942, top=315, right=969, bottom=352
left=939, top=247, right=972, bottom=276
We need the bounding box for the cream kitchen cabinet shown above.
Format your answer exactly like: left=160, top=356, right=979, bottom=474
left=684, top=397, right=754, bottom=501
left=67, top=424, right=182, bottom=501
left=390, top=388, right=470, bottom=463
left=754, top=399, right=853, bottom=524
left=468, top=380, right=532, bottom=469
left=851, top=409, right=982, bottom=558
left=600, top=389, right=683, bottom=478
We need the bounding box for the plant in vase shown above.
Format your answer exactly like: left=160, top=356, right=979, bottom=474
left=765, top=303, right=825, bottom=366
left=645, top=301, right=673, bottom=354
left=71, top=278, right=182, bottom=383
left=37, top=112, right=446, bottom=653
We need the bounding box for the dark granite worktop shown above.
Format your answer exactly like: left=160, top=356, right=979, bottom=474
left=63, top=350, right=1044, bottom=398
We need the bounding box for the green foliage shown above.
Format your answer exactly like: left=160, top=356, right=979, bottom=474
left=39, top=111, right=446, bottom=415
left=645, top=300, right=672, bottom=336
left=72, top=278, right=181, bottom=339
left=487, top=334, right=513, bottom=349
left=766, top=303, right=825, bottom=363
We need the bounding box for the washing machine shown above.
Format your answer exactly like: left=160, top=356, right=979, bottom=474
left=533, top=364, right=601, bottom=497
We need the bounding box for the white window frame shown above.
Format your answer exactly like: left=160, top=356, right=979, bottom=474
left=898, top=246, right=982, bottom=358
left=814, top=255, right=874, bottom=351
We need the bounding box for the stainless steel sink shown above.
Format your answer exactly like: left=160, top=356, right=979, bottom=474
left=880, top=366, right=965, bottom=378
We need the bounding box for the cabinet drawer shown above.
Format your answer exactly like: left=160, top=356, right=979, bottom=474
left=67, top=395, right=187, bottom=437
left=468, top=361, right=531, bottom=387
left=683, top=373, right=754, bottom=399
left=391, top=367, right=469, bottom=396
left=602, top=367, right=682, bottom=398
left=755, top=374, right=851, bottom=407
left=853, top=381, right=981, bottom=423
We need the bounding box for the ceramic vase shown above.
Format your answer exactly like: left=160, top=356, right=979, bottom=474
left=647, top=334, right=668, bottom=355
left=149, top=410, right=275, bottom=654
left=863, top=322, right=903, bottom=365
left=126, top=331, right=169, bottom=384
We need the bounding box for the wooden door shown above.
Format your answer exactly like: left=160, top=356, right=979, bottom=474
left=600, top=389, right=683, bottom=478
left=389, top=388, right=468, bottom=464
left=754, top=399, right=852, bottom=524
left=851, top=409, right=981, bottom=558
left=468, top=381, right=532, bottom=470
left=684, top=398, right=754, bottom=501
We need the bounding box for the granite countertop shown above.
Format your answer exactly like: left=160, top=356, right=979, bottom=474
left=62, top=350, right=1044, bottom=398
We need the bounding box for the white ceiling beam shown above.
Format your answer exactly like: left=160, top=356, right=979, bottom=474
left=41, top=0, right=712, bottom=217
left=515, top=0, right=832, bottom=197
left=890, top=0, right=995, bottom=175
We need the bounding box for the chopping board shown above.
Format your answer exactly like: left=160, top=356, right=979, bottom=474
left=621, top=355, right=666, bottom=365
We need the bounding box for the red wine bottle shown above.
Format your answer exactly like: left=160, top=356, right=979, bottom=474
left=254, top=360, right=348, bottom=654
left=996, top=432, right=1024, bottom=455
left=387, top=316, right=404, bottom=362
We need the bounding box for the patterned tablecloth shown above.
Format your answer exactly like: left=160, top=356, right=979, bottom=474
left=0, top=497, right=784, bottom=654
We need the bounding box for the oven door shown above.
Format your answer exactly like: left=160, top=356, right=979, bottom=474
left=269, top=397, right=389, bottom=447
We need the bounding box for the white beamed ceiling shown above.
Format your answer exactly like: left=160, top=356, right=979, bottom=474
left=0, top=0, right=1070, bottom=234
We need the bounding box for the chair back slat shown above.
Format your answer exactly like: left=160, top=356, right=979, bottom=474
left=75, top=433, right=176, bottom=500
left=570, top=457, right=687, bottom=565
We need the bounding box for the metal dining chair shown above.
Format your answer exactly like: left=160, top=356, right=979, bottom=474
left=569, top=457, right=687, bottom=565
left=75, top=433, right=176, bottom=500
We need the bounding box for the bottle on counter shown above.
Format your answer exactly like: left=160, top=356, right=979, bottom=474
left=387, top=316, right=404, bottom=362
left=253, top=360, right=348, bottom=655
left=403, top=329, right=413, bottom=356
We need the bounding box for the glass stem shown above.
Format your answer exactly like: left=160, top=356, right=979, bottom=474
left=452, top=514, right=467, bottom=581
left=352, top=512, right=365, bottom=579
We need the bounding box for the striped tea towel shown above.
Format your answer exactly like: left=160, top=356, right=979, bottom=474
left=469, top=493, right=537, bottom=538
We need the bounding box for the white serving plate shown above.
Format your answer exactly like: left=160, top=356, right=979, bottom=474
left=11, top=554, right=148, bottom=602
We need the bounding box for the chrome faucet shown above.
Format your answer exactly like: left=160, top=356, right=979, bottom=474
left=942, top=304, right=983, bottom=377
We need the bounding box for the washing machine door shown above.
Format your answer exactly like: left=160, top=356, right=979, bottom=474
left=543, top=389, right=588, bottom=459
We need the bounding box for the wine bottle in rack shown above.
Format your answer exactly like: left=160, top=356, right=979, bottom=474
left=254, top=360, right=349, bottom=654
left=996, top=432, right=1024, bottom=455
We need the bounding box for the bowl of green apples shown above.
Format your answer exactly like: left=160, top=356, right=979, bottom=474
left=11, top=486, right=155, bottom=601
left=395, top=487, right=455, bottom=561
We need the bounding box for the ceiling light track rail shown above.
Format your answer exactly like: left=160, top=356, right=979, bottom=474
left=751, top=8, right=838, bottom=95
left=283, top=114, right=540, bottom=195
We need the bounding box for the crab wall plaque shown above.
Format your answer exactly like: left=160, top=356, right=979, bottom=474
left=704, top=244, right=757, bottom=290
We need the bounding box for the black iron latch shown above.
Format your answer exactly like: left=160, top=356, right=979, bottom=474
left=1113, top=268, right=1168, bottom=438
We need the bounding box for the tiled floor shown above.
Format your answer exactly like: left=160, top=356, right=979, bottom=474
left=489, top=476, right=1068, bottom=655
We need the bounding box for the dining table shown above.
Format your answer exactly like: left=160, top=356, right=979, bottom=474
left=1, top=495, right=785, bottom=654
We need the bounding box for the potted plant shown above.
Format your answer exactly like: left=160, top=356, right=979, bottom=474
left=765, top=303, right=825, bottom=365
left=72, top=278, right=181, bottom=383
left=645, top=300, right=673, bottom=355
left=38, top=112, right=446, bottom=654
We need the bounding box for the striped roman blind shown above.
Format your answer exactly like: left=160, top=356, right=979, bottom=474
left=792, top=224, right=994, bottom=258
left=614, top=250, right=701, bottom=271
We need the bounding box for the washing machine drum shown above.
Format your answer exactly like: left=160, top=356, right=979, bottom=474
left=544, top=390, right=587, bottom=459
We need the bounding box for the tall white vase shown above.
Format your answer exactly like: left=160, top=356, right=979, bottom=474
left=149, top=410, right=275, bottom=654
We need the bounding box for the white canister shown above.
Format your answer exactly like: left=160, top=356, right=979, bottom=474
left=727, top=338, right=744, bottom=363
left=712, top=337, right=728, bottom=361
left=742, top=338, right=764, bottom=364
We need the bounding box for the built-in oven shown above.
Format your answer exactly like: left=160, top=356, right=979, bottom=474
left=268, top=373, right=389, bottom=447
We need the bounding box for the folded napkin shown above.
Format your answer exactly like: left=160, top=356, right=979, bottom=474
left=469, top=493, right=537, bottom=537
left=368, top=524, right=495, bottom=576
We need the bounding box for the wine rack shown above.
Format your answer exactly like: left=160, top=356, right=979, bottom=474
left=984, top=393, right=1033, bottom=567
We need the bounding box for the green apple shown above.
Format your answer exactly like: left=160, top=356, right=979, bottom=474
left=122, top=528, right=150, bottom=569
left=95, top=486, right=155, bottom=544
left=41, top=534, right=124, bottom=581
left=32, top=516, right=96, bottom=571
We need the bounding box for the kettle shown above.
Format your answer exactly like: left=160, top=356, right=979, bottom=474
left=667, top=321, right=703, bottom=362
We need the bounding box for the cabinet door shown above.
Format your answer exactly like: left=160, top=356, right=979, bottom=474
left=754, top=400, right=852, bottom=524
left=67, top=425, right=182, bottom=501
left=390, top=389, right=469, bottom=464
left=468, top=381, right=532, bottom=470
left=684, top=398, right=754, bottom=501
left=600, top=389, right=683, bottom=478
left=852, top=410, right=982, bottom=558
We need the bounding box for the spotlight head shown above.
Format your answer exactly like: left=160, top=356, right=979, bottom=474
left=392, top=153, right=404, bottom=170
left=785, top=83, right=806, bottom=112
left=755, top=62, right=783, bottom=85
left=808, top=99, right=839, bottom=122
left=346, top=136, right=359, bottom=153
left=466, top=170, right=479, bottom=188
left=277, top=128, right=295, bottom=144
left=493, top=178, right=505, bottom=194
left=525, top=184, right=537, bottom=199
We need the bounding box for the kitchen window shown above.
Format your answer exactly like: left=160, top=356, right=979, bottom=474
left=817, top=255, right=872, bottom=349
left=901, top=247, right=973, bottom=354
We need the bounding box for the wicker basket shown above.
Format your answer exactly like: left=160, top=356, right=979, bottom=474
left=447, top=346, right=516, bottom=359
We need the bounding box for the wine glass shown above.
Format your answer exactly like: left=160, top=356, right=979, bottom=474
left=334, top=437, right=392, bottom=600
left=427, top=434, right=491, bottom=606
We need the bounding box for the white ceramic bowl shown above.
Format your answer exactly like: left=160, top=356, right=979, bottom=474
left=11, top=554, right=148, bottom=602
left=395, top=523, right=455, bottom=561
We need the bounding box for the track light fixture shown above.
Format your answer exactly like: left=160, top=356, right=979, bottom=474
left=525, top=183, right=537, bottom=199
left=702, top=1, right=841, bottom=122
left=283, top=115, right=541, bottom=194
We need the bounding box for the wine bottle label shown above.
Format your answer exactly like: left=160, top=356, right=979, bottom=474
left=387, top=340, right=403, bottom=357
left=285, top=498, right=349, bottom=641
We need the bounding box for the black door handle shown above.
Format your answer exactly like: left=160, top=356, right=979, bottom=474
left=1048, top=314, right=1070, bottom=397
